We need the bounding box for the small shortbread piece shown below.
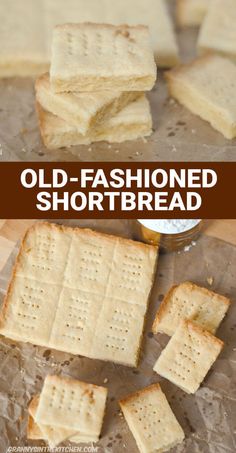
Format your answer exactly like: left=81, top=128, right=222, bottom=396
left=35, top=73, right=141, bottom=135
left=28, top=395, right=77, bottom=447
left=28, top=394, right=97, bottom=447
left=119, top=383, right=185, bottom=453
left=152, top=281, right=230, bottom=336
left=36, top=96, right=152, bottom=149
left=198, top=0, right=236, bottom=62
left=0, top=222, right=157, bottom=367
left=166, top=55, right=236, bottom=139
left=50, top=23, right=156, bottom=92
left=154, top=320, right=224, bottom=394
left=35, top=375, right=107, bottom=440
left=176, top=0, right=209, bottom=27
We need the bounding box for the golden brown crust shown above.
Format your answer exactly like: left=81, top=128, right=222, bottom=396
left=45, top=374, right=108, bottom=396
left=119, top=383, right=161, bottom=407
left=0, top=222, right=39, bottom=330
left=27, top=414, right=43, bottom=440
left=152, top=280, right=230, bottom=334
left=35, top=72, right=49, bottom=91
left=152, top=285, right=177, bottom=333
left=183, top=319, right=224, bottom=349
left=54, top=23, right=149, bottom=33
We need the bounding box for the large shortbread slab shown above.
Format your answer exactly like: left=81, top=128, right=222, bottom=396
left=198, top=0, right=236, bottom=62
left=35, top=376, right=107, bottom=438
left=154, top=320, right=224, bottom=394
left=35, top=73, right=141, bottom=135
left=36, top=96, right=152, bottom=149
left=152, top=281, right=230, bottom=336
left=0, top=223, right=157, bottom=366
left=176, top=0, right=209, bottom=27
left=50, top=23, right=156, bottom=92
left=166, top=55, right=236, bottom=139
left=119, top=383, right=185, bottom=453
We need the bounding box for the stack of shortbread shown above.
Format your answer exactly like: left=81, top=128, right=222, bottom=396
left=27, top=375, right=107, bottom=448
left=35, top=22, right=157, bottom=150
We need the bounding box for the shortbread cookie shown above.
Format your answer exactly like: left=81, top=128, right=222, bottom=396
left=46, top=0, right=179, bottom=67
left=166, top=55, right=236, bottom=139
left=119, top=383, right=185, bottom=453
left=50, top=23, right=156, bottom=92
left=154, top=320, right=224, bottom=394
left=36, top=96, right=152, bottom=149
left=35, top=376, right=107, bottom=439
left=152, top=281, right=230, bottom=336
left=35, top=73, right=141, bottom=135
left=0, top=223, right=157, bottom=366
left=198, top=0, right=236, bottom=62
left=176, top=0, right=209, bottom=27
left=28, top=394, right=98, bottom=447
left=28, top=395, right=76, bottom=447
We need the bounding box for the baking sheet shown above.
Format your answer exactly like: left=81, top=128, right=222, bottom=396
left=0, top=5, right=236, bottom=162
left=0, top=219, right=235, bottom=453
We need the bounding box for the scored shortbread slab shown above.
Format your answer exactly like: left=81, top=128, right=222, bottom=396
left=154, top=320, right=224, bottom=394
left=0, top=223, right=157, bottom=366
left=35, top=375, right=107, bottom=438
left=198, top=0, right=236, bottom=62
left=152, top=281, right=230, bottom=336
left=119, top=383, right=185, bottom=453
left=50, top=23, right=157, bottom=93
left=35, top=73, right=141, bottom=135
left=166, top=55, right=236, bottom=139
left=176, top=0, right=209, bottom=27
left=36, top=96, right=152, bottom=149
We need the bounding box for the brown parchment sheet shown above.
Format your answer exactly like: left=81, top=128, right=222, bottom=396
left=0, top=4, right=236, bottom=162
left=0, top=219, right=235, bottom=453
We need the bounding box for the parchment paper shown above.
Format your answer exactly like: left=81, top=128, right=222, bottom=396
left=0, top=219, right=235, bottom=453
left=0, top=3, right=236, bottom=162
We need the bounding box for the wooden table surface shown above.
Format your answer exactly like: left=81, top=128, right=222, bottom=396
left=0, top=219, right=235, bottom=272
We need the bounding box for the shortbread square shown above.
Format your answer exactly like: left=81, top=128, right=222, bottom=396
left=119, top=383, right=185, bottom=453
left=176, top=0, right=209, bottom=27
left=35, top=73, right=141, bottom=135
left=36, top=95, right=152, bottom=149
left=152, top=281, right=230, bottom=336
left=50, top=23, right=156, bottom=93
left=198, top=0, right=236, bottom=62
left=154, top=320, right=224, bottom=394
left=35, top=375, right=107, bottom=437
left=28, top=393, right=98, bottom=447
left=0, top=223, right=157, bottom=366
left=28, top=395, right=76, bottom=447
left=166, top=55, right=236, bottom=139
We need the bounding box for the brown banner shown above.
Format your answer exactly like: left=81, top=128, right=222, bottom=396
left=0, top=162, right=235, bottom=219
